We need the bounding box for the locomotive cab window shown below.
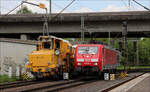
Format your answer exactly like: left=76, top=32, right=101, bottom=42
left=42, top=39, right=52, bottom=49
left=78, top=46, right=98, bottom=54
left=55, top=40, right=60, bottom=49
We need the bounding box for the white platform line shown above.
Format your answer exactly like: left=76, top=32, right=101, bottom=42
left=109, top=73, right=150, bottom=92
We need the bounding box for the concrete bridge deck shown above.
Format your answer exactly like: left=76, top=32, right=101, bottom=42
left=0, top=11, right=150, bottom=22
left=0, top=11, right=150, bottom=39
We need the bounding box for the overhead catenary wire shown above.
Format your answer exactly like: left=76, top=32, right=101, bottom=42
left=3, top=0, right=150, bottom=15
left=132, top=0, right=150, bottom=11
left=47, top=0, right=76, bottom=35
left=130, top=0, right=136, bottom=10
left=4, top=0, right=76, bottom=36
left=4, top=2, right=23, bottom=16
left=4, top=0, right=76, bottom=20
left=50, top=0, right=76, bottom=22
left=4, top=0, right=28, bottom=16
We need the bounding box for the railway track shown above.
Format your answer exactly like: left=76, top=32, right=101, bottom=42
left=0, top=76, right=98, bottom=92
left=0, top=80, right=49, bottom=90
left=101, top=72, right=146, bottom=92
left=0, top=71, right=148, bottom=92
left=21, top=78, right=98, bottom=92
left=23, top=72, right=146, bottom=92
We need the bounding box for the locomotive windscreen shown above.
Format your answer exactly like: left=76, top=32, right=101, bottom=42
left=43, top=40, right=52, bottom=49
left=78, top=46, right=98, bottom=54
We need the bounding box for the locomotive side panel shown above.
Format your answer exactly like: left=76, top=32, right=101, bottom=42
left=102, top=48, right=117, bottom=70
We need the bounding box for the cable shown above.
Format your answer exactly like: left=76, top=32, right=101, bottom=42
left=130, top=0, right=136, bottom=10
left=132, top=0, right=150, bottom=11
left=4, top=0, right=28, bottom=16
left=50, top=0, right=76, bottom=22
left=121, top=0, right=130, bottom=11
left=4, top=2, right=23, bottom=16
left=1, top=0, right=147, bottom=2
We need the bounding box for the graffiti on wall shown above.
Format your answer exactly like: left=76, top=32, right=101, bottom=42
left=3, top=57, right=17, bottom=74
left=24, top=57, right=28, bottom=66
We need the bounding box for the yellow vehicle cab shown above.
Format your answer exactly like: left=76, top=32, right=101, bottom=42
left=26, top=36, right=74, bottom=79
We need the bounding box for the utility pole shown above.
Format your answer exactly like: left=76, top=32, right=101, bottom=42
left=0, top=0, right=1, bottom=15
left=133, top=40, right=139, bottom=65
left=128, top=0, right=130, bottom=10
left=21, top=0, right=25, bottom=14
left=108, top=31, right=111, bottom=46
left=21, top=4, right=23, bottom=14
left=81, top=16, right=85, bottom=43
left=122, top=21, right=128, bottom=72
left=136, top=40, right=139, bottom=65
left=49, top=0, right=51, bottom=14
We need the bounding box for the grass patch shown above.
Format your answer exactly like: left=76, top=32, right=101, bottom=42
left=0, top=75, right=17, bottom=83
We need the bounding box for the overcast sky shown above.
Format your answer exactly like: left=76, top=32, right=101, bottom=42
left=0, top=0, right=149, bottom=14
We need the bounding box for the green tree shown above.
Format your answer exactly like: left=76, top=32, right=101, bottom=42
left=17, top=6, right=32, bottom=14
left=138, top=38, right=150, bottom=65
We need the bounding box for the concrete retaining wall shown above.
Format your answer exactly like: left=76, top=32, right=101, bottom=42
left=0, top=38, right=37, bottom=75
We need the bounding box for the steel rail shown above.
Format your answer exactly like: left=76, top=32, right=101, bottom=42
left=22, top=78, right=97, bottom=92
left=0, top=80, right=49, bottom=90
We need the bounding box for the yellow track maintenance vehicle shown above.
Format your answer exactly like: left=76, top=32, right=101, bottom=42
left=26, top=36, right=74, bottom=79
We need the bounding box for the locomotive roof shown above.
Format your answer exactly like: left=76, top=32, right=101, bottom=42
left=77, top=44, right=117, bottom=52
left=38, top=35, right=71, bottom=45
left=50, top=36, right=70, bottom=43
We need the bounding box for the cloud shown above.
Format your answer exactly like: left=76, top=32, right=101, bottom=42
left=53, top=9, right=69, bottom=13
left=73, top=7, right=93, bottom=13
left=1, top=1, right=147, bottom=14
left=101, top=5, right=128, bottom=12
left=101, top=5, right=146, bottom=12
left=53, top=7, right=93, bottom=13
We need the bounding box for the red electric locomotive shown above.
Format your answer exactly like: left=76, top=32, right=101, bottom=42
left=74, top=44, right=120, bottom=78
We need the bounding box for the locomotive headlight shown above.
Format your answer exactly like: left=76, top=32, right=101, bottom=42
left=77, top=63, right=82, bottom=65
left=91, top=59, right=98, bottom=62
left=55, top=50, right=60, bottom=56
left=77, top=59, right=84, bottom=62
left=93, top=63, right=98, bottom=65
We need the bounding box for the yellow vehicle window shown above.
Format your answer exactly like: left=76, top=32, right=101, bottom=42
left=43, top=41, right=52, bottom=49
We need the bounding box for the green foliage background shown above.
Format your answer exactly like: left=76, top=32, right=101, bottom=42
left=67, top=37, right=150, bottom=66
